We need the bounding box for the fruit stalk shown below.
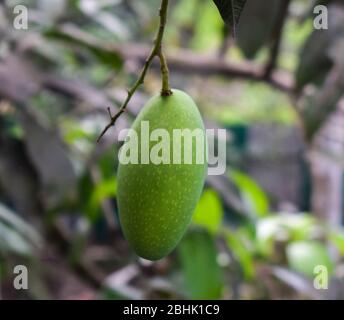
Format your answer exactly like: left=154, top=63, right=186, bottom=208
left=156, top=0, right=172, bottom=96
left=97, top=0, right=172, bottom=142
left=158, top=51, right=171, bottom=96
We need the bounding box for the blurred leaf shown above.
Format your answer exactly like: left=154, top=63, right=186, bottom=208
left=79, top=172, right=94, bottom=212
left=18, top=108, right=77, bottom=208
left=78, top=149, right=119, bottom=222
left=225, top=228, right=255, bottom=279
left=286, top=241, right=334, bottom=278
left=296, top=3, right=344, bottom=89
left=38, top=0, right=67, bottom=22
left=0, top=56, right=40, bottom=104
left=271, top=266, right=323, bottom=299
left=229, top=169, right=269, bottom=218
left=63, top=123, right=94, bottom=144
left=171, top=0, right=198, bottom=26
left=256, top=214, right=316, bottom=256
left=0, top=223, right=33, bottom=256
left=0, top=132, right=42, bottom=217
left=45, top=24, right=123, bottom=69
left=86, top=177, right=117, bottom=222
left=60, top=118, right=97, bottom=155
left=103, top=265, right=143, bottom=300
left=298, top=66, right=344, bottom=140
left=0, top=203, right=42, bottom=255
left=214, top=82, right=296, bottom=126
left=296, top=29, right=333, bottom=89
left=0, top=5, right=9, bottom=34
left=178, top=229, right=223, bottom=299
left=192, top=189, right=223, bottom=234
left=42, top=73, right=113, bottom=110
left=98, top=149, right=120, bottom=179
left=78, top=0, right=130, bottom=40
left=191, top=0, right=223, bottom=51
left=0, top=203, right=41, bottom=246
left=236, top=0, right=281, bottom=59
left=329, top=229, right=344, bottom=256
left=213, top=0, right=247, bottom=32
left=282, top=214, right=317, bottom=239
left=256, top=216, right=281, bottom=256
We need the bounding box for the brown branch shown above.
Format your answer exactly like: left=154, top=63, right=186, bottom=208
left=121, top=44, right=294, bottom=93
left=47, top=24, right=295, bottom=93
left=264, top=0, right=292, bottom=78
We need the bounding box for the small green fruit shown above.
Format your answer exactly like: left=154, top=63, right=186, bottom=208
left=117, top=89, right=207, bottom=260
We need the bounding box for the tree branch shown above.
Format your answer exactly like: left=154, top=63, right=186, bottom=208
left=97, top=0, right=171, bottom=142
left=122, top=44, right=294, bottom=93
left=46, top=24, right=295, bottom=93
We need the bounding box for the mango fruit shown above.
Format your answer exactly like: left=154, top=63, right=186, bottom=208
left=117, top=89, right=207, bottom=260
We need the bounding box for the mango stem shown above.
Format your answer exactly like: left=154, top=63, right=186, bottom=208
left=97, top=0, right=172, bottom=142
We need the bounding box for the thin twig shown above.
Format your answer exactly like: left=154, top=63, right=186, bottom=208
left=97, top=0, right=171, bottom=142
left=158, top=50, right=172, bottom=95
left=218, top=25, right=232, bottom=59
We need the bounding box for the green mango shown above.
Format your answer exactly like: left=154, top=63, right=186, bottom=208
left=117, top=89, right=207, bottom=260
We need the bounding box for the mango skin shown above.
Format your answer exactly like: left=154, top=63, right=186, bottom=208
left=117, top=89, right=207, bottom=260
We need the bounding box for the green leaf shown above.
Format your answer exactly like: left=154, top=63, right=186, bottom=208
left=286, top=241, right=334, bottom=278
left=329, top=229, right=344, bottom=256
left=256, top=216, right=280, bottom=256
left=213, top=0, right=247, bottom=31
left=236, top=0, right=281, bottom=59
left=178, top=229, right=223, bottom=299
left=229, top=169, right=269, bottom=218
left=256, top=214, right=316, bottom=256
left=225, top=228, right=255, bottom=279
left=192, top=189, right=223, bottom=234
left=280, top=214, right=316, bottom=240
left=191, top=0, right=223, bottom=51
left=86, top=177, right=117, bottom=222
left=62, top=122, right=94, bottom=144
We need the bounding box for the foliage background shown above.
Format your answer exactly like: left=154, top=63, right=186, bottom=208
left=0, top=0, right=344, bottom=299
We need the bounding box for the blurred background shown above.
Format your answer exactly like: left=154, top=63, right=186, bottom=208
left=0, top=0, right=344, bottom=300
